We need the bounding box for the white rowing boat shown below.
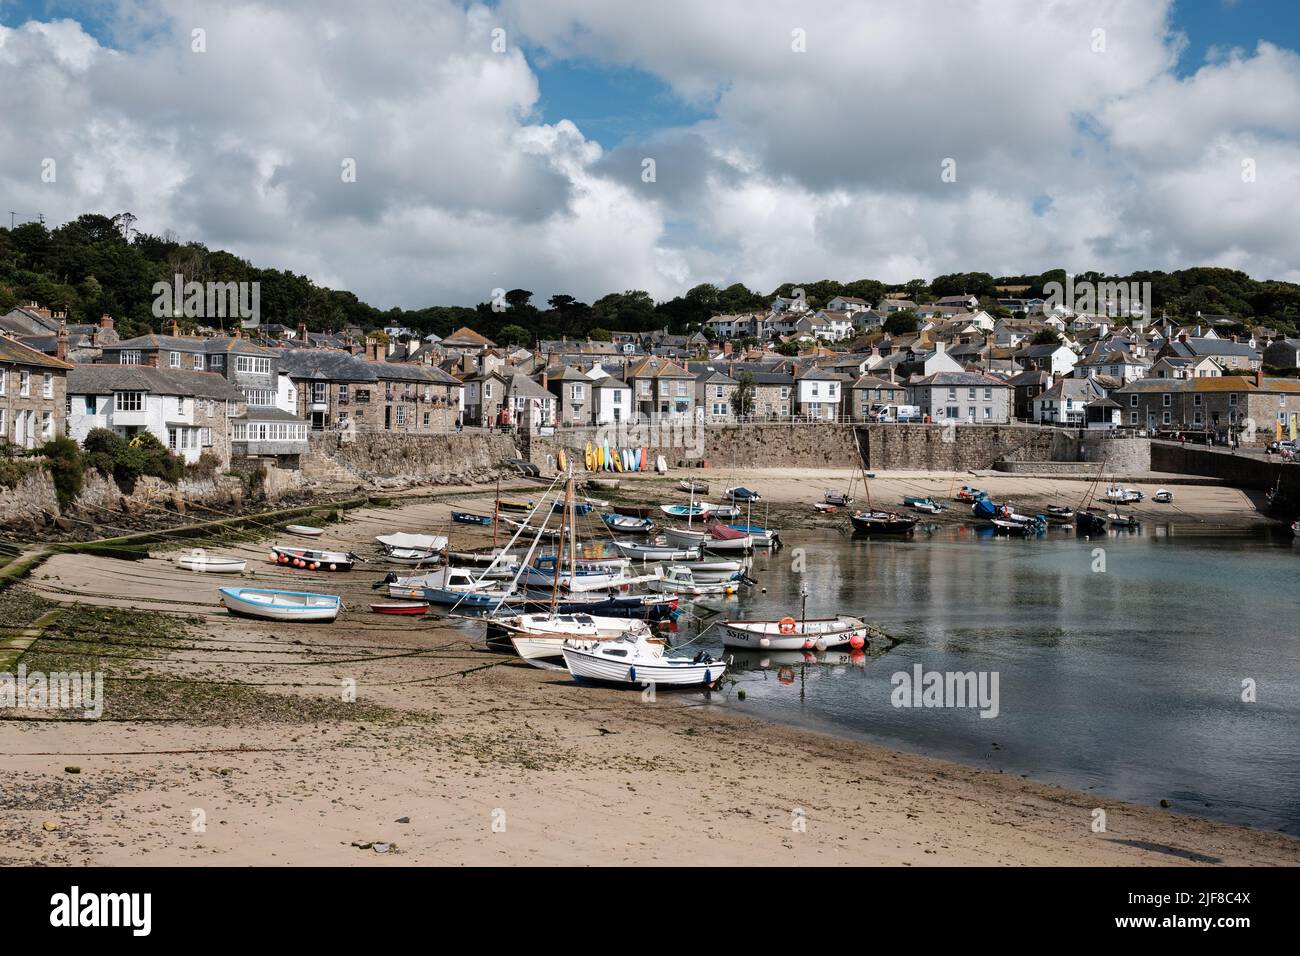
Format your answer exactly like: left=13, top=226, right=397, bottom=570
left=562, top=634, right=725, bottom=687
left=218, top=587, right=340, bottom=622
left=175, top=549, right=246, bottom=573
left=285, top=524, right=324, bottom=537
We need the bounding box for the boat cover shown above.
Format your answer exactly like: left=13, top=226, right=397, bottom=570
left=376, top=533, right=448, bottom=551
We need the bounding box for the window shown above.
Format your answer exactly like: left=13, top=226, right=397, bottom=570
left=339, top=384, right=349, bottom=403
left=169, top=351, right=181, bottom=368
left=312, top=382, right=327, bottom=403
left=484, top=383, right=493, bottom=399
left=572, top=384, right=585, bottom=401
left=85, top=395, right=97, bottom=415
left=193, top=354, right=204, bottom=370
left=122, top=350, right=141, bottom=365
left=1229, top=393, right=1238, bottom=406
left=243, top=389, right=275, bottom=407
left=0, top=410, right=5, bottom=437
left=395, top=406, right=407, bottom=426
left=1162, top=411, right=1171, bottom=425
left=811, top=384, right=819, bottom=397
left=946, top=406, right=959, bottom=419
left=167, top=427, right=177, bottom=449
left=41, top=411, right=52, bottom=439
left=20, top=371, right=30, bottom=396
left=968, top=388, right=976, bottom=400
left=1193, top=394, right=1202, bottom=406
left=423, top=412, right=430, bottom=426
left=42, top=372, right=53, bottom=398
left=1130, top=411, right=1138, bottom=425
left=948, top=387, right=957, bottom=400
left=235, top=356, right=272, bottom=375
left=116, top=391, right=143, bottom=412
left=209, top=354, right=224, bottom=369
left=828, top=383, right=837, bottom=397
left=713, top=386, right=724, bottom=399
left=675, top=382, right=688, bottom=397
left=1162, top=393, right=1171, bottom=407
left=0, top=370, right=5, bottom=396
left=1130, top=394, right=1138, bottom=407
left=983, top=406, right=992, bottom=420
left=201, top=427, right=212, bottom=447
left=984, top=387, right=992, bottom=400
left=176, top=396, right=185, bottom=415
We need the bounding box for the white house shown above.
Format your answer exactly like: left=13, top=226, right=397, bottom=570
left=591, top=374, right=632, bottom=424
left=793, top=367, right=846, bottom=421
left=66, top=365, right=246, bottom=464
left=826, top=295, right=870, bottom=314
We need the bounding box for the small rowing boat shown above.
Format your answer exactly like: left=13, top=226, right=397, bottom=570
left=677, top=479, right=709, bottom=494
left=175, top=549, right=246, bottom=574
left=219, top=587, right=340, bottom=622
left=602, top=513, right=655, bottom=534
left=849, top=511, right=917, bottom=535
left=719, top=614, right=868, bottom=651
left=285, top=524, right=324, bottom=537
left=369, top=601, right=430, bottom=615
left=613, top=540, right=701, bottom=562
left=452, top=511, right=494, bottom=525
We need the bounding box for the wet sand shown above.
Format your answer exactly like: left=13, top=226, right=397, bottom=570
left=2, top=488, right=1296, bottom=866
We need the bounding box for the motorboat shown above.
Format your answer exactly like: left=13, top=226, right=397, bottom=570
left=646, top=566, right=742, bottom=596
left=727, top=524, right=781, bottom=548
left=1153, top=489, right=1174, bottom=504
left=562, top=633, right=725, bottom=687
left=269, top=545, right=358, bottom=571
left=498, top=613, right=653, bottom=664
left=719, top=614, right=869, bottom=652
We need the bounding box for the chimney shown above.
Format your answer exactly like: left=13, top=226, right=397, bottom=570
left=99, top=313, right=113, bottom=330
left=1255, top=368, right=1264, bottom=389
left=297, top=320, right=307, bottom=341
left=234, top=326, right=242, bottom=340
left=540, top=365, right=549, bottom=390
left=367, top=337, right=384, bottom=363
left=1178, top=332, right=1188, bottom=344
left=722, top=340, right=733, bottom=356
left=56, top=323, right=68, bottom=362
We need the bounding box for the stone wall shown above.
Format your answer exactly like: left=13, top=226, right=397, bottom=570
left=1152, top=443, right=1300, bottom=497
left=307, top=430, right=520, bottom=486
left=0, top=468, right=59, bottom=525
left=858, top=423, right=1079, bottom=471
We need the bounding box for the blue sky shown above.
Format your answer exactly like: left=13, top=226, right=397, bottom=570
left=6, top=0, right=1298, bottom=148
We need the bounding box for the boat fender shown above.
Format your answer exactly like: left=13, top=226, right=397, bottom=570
left=759, top=637, right=770, bottom=648
left=268, top=552, right=277, bottom=563
left=814, top=638, right=828, bottom=652
left=311, top=562, right=320, bottom=570
left=778, top=616, right=797, bottom=635
left=328, top=564, right=336, bottom=571
left=629, top=665, right=636, bottom=684
left=704, top=669, right=712, bottom=684
left=803, top=639, right=814, bottom=650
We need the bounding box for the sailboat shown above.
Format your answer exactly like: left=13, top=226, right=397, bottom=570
left=848, top=468, right=916, bottom=535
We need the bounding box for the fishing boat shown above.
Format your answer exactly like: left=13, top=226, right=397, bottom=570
left=175, top=549, right=246, bottom=573
left=823, top=491, right=854, bottom=507
left=1153, top=489, right=1174, bottom=504
left=500, top=613, right=653, bottom=663
left=1044, top=507, right=1075, bottom=524
left=646, top=566, right=742, bottom=596
left=727, top=524, right=781, bottom=548
left=554, top=500, right=594, bottom=515
left=849, top=511, right=917, bottom=535
left=702, top=522, right=754, bottom=552
left=612, top=504, right=654, bottom=519
left=903, top=495, right=943, bottom=513
left=562, top=633, right=726, bottom=687
left=369, top=601, right=429, bottom=615
left=813, top=501, right=839, bottom=513
left=384, top=567, right=503, bottom=606
left=219, top=587, right=340, bottom=623
left=953, top=485, right=986, bottom=502
left=660, top=502, right=713, bottom=519
left=1100, top=484, right=1144, bottom=504
left=1075, top=509, right=1108, bottom=534
left=375, top=532, right=447, bottom=566
left=519, top=554, right=631, bottom=591
left=724, top=486, right=761, bottom=502
left=720, top=587, right=869, bottom=651
left=1108, top=512, right=1140, bottom=528
left=602, top=513, right=655, bottom=534
left=285, top=524, right=324, bottom=537
left=612, top=540, right=701, bottom=562
left=677, top=479, right=710, bottom=494
left=269, top=545, right=358, bottom=571
left=451, top=511, right=494, bottom=525
left=685, top=558, right=747, bottom=580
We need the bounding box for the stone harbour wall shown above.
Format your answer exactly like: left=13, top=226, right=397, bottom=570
left=307, top=431, right=521, bottom=487
left=858, top=424, right=1080, bottom=471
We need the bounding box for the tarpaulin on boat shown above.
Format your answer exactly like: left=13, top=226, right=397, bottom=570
left=973, top=498, right=999, bottom=519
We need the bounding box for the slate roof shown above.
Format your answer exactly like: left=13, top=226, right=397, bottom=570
left=0, top=335, right=74, bottom=370
left=67, top=365, right=243, bottom=399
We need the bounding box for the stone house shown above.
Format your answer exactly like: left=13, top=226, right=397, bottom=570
left=908, top=371, right=1012, bottom=423
left=279, top=348, right=460, bottom=434
left=1, top=335, right=73, bottom=449
left=626, top=357, right=697, bottom=422
left=546, top=366, right=595, bottom=426
left=506, top=373, right=556, bottom=430
left=461, top=369, right=509, bottom=428
left=849, top=374, right=908, bottom=422
left=1113, top=372, right=1300, bottom=442
left=696, top=370, right=739, bottom=422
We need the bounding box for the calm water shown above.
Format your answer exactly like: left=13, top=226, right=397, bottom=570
left=673, top=526, right=1300, bottom=833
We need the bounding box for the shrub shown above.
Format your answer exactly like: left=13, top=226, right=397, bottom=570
left=39, top=435, right=84, bottom=509
left=80, top=427, right=183, bottom=489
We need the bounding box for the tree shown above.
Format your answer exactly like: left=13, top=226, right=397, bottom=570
left=730, top=372, right=756, bottom=418
left=588, top=327, right=612, bottom=341
left=883, top=310, right=919, bottom=335
left=1031, top=328, right=1061, bottom=345
left=504, top=289, right=534, bottom=311
left=497, top=324, right=530, bottom=346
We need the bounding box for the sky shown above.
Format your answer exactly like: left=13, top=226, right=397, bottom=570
left=1, top=0, right=1298, bottom=310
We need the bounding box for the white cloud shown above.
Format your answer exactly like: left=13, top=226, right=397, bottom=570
left=1, top=0, right=1298, bottom=315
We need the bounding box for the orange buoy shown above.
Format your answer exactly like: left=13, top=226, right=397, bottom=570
left=849, top=633, right=865, bottom=650
left=778, top=616, right=797, bottom=635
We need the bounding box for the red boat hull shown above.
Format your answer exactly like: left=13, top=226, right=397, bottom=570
left=369, top=603, right=429, bottom=615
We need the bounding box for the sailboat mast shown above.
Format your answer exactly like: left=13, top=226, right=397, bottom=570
left=549, top=478, right=566, bottom=611
left=567, top=469, right=577, bottom=590
left=493, top=475, right=501, bottom=548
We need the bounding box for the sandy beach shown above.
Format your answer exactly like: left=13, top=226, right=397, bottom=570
left=2, top=477, right=1295, bottom=867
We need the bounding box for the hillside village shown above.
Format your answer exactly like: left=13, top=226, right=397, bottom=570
left=3, top=287, right=1300, bottom=479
